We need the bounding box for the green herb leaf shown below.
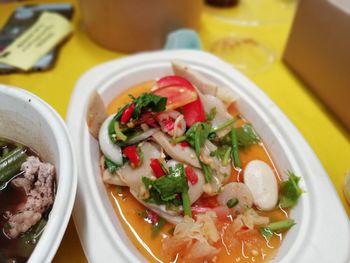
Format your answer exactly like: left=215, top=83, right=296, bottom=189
left=104, top=157, right=125, bottom=174
left=132, top=93, right=167, bottom=119
left=260, top=219, right=296, bottom=241
left=210, top=145, right=231, bottom=160
left=226, top=198, right=239, bottom=208
left=279, top=172, right=303, bottom=208
left=151, top=217, right=166, bottom=238
left=236, top=124, right=260, bottom=148
left=142, top=163, right=188, bottom=203
left=206, top=107, right=217, bottom=122
left=260, top=227, right=273, bottom=241
left=185, top=122, right=212, bottom=149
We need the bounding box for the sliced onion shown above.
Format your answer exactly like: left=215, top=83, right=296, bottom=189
left=126, top=128, right=159, bottom=145
left=99, top=115, right=123, bottom=165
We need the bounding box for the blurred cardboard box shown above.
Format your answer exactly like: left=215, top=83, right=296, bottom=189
left=283, top=0, right=350, bottom=131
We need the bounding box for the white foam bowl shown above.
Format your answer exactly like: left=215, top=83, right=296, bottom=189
left=66, top=50, right=350, bottom=263
left=0, top=85, right=77, bottom=263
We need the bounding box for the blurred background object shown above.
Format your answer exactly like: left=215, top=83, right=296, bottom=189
left=284, top=0, right=350, bottom=131
left=0, top=3, right=74, bottom=73
left=201, top=0, right=298, bottom=76
left=79, top=0, right=202, bottom=53
left=204, top=0, right=298, bottom=26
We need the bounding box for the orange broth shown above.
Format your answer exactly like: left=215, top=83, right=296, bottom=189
left=104, top=81, right=289, bottom=263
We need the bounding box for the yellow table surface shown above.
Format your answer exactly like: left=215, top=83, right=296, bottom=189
left=0, top=1, right=349, bottom=262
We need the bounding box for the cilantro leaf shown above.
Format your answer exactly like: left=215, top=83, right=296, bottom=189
left=132, top=93, right=167, bottom=119
left=279, top=171, right=303, bottom=208
left=220, top=124, right=260, bottom=149
left=104, top=157, right=125, bottom=174
left=185, top=122, right=212, bottom=152
left=143, top=164, right=188, bottom=202
left=236, top=124, right=260, bottom=148
left=210, top=145, right=231, bottom=160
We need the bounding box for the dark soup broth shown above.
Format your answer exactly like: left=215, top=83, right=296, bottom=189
left=0, top=138, right=56, bottom=262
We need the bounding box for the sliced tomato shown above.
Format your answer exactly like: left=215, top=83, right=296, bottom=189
left=157, top=75, right=194, bottom=90
left=182, top=97, right=206, bottom=126
left=152, top=85, right=197, bottom=110
left=157, top=75, right=206, bottom=126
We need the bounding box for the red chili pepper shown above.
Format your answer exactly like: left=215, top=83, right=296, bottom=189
left=148, top=210, right=159, bottom=224
left=123, top=145, right=141, bottom=167
left=180, top=141, right=189, bottom=148
left=134, top=112, right=158, bottom=127
left=150, top=159, right=165, bottom=178
left=185, top=166, right=198, bottom=185
left=182, top=97, right=206, bottom=126
left=120, top=103, right=135, bottom=123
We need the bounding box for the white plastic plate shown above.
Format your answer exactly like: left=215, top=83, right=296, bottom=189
left=66, top=50, right=350, bottom=263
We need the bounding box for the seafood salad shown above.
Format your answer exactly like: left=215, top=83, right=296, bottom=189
left=93, top=62, right=303, bottom=262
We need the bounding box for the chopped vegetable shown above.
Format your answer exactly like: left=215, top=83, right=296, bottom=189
left=131, top=93, right=167, bottom=119
left=279, top=172, right=303, bottom=208
left=185, top=122, right=212, bottom=150
left=185, top=166, right=198, bottom=185
left=150, top=159, right=165, bottom=178
left=201, top=163, right=212, bottom=183
left=230, top=128, right=241, bottom=169
left=104, top=157, right=125, bottom=174
left=157, top=75, right=205, bottom=126
left=260, top=219, right=296, bottom=241
left=157, top=75, right=192, bottom=88
left=142, top=163, right=192, bottom=217
left=0, top=147, right=28, bottom=190
left=210, top=145, right=231, bottom=160
left=206, top=107, right=217, bottom=122
left=114, top=121, right=127, bottom=141
left=153, top=86, right=197, bottom=110
left=19, top=218, right=47, bottom=244
left=123, top=145, right=142, bottom=168
left=210, top=118, right=235, bottom=134
left=226, top=198, right=239, bottom=208
left=182, top=97, right=206, bottom=127
left=236, top=124, right=260, bottom=148
left=113, top=103, right=130, bottom=122
left=185, top=122, right=213, bottom=182
left=120, top=103, right=135, bottom=123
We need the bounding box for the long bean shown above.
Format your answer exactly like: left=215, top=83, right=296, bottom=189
left=0, top=147, right=28, bottom=190
left=21, top=218, right=47, bottom=244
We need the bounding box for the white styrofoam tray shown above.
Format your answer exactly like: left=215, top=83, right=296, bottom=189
left=66, top=50, right=350, bottom=263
